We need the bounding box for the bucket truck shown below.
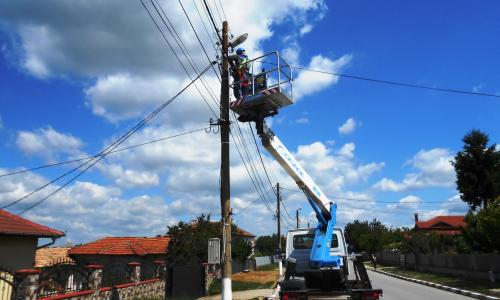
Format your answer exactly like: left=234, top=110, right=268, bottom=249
left=229, top=52, right=382, bottom=300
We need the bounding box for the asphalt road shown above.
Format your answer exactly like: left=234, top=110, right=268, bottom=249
left=367, top=270, right=474, bottom=300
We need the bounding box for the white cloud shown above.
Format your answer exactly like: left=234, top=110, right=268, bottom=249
left=373, top=148, right=455, bottom=192
left=16, top=127, right=84, bottom=162
left=300, top=24, right=313, bottom=36
left=338, top=117, right=357, bottom=135
left=0, top=0, right=337, bottom=122
left=293, top=54, right=352, bottom=100
left=294, top=117, right=310, bottom=124
left=388, top=195, right=422, bottom=210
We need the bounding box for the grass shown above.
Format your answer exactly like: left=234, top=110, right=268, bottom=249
left=257, top=263, right=279, bottom=271
left=208, top=279, right=275, bottom=295
left=372, top=264, right=500, bottom=297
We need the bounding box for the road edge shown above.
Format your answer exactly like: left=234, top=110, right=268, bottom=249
left=369, top=268, right=499, bottom=300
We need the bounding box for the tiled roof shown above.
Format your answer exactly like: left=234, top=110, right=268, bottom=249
left=0, top=209, right=65, bottom=237
left=35, top=247, right=74, bottom=268
left=68, top=236, right=170, bottom=256
left=415, top=215, right=466, bottom=230
left=190, top=221, right=256, bottom=238
left=235, top=227, right=256, bottom=238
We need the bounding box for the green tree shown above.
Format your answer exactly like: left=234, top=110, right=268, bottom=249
left=453, top=130, right=500, bottom=210
left=344, top=220, right=370, bottom=252
left=255, top=234, right=285, bottom=256
left=462, top=198, right=500, bottom=252
left=166, top=214, right=254, bottom=263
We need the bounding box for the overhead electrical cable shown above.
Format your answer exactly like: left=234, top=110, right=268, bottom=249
left=154, top=0, right=221, bottom=114
left=211, top=0, right=224, bottom=24
left=256, top=60, right=500, bottom=98
left=177, top=0, right=221, bottom=82
left=230, top=130, right=275, bottom=216
left=4, top=62, right=215, bottom=213
left=202, top=0, right=223, bottom=43
left=141, top=0, right=218, bottom=117
left=281, top=186, right=462, bottom=204
left=232, top=114, right=275, bottom=212
left=192, top=0, right=219, bottom=54
left=0, top=127, right=210, bottom=178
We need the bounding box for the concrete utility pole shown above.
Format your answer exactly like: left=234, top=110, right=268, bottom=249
left=276, top=183, right=281, bottom=251
left=276, top=182, right=283, bottom=276
left=220, top=20, right=232, bottom=300
left=296, top=208, right=301, bottom=229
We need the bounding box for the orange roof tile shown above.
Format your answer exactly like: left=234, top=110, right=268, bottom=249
left=35, top=247, right=74, bottom=268
left=68, top=236, right=170, bottom=256
left=0, top=209, right=64, bottom=237
left=416, top=215, right=466, bottom=230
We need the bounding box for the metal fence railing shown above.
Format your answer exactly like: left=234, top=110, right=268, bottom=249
left=230, top=51, right=293, bottom=101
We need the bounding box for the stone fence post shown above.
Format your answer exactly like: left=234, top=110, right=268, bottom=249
left=128, top=262, right=141, bottom=284
left=85, top=264, right=103, bottom=295
left=203, top=263, right=221, bottom=296
left=153, top=260, right=166, bottom=279
left=14, top=269, right=40, bottom=300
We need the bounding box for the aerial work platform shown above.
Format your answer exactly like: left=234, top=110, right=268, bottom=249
left=229, top=51, right=294, bottom=122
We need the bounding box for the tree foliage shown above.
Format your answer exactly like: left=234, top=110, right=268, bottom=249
left=255, top=234, right=286, bottom=256
left=462, top=198, right=500, bottom=252
left=453, top=129, right=500, bottom=210
left=166, top=214, right=253, bottom=263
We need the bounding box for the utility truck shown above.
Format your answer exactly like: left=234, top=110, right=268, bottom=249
left=230, top=52, right=382, bottom=300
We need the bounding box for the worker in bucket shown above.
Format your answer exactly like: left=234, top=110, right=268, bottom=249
left=229, top=48, right=251, bottom=99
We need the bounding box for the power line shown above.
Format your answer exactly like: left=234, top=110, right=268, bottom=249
left=177, top=0, right=221, bottom=82
left=230, top=114, right=275, bottom=214
left=280, top=186, right=462, bottom=204
left=202, top=0, right=222, bottom=43
left=211, top=0, right=224, bottom=24
left=5, top=63, right=215, bottom=214
left=216, top=0, right=228, bottom=22
left=146, top=0, right=219, bottom=117
left=233, top=185, right=276, bottom=215
left=258, top=60, right=500, bottom=99
left=0, top=127, right=209, bottom=178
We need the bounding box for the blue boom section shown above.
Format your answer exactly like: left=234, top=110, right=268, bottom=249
left=307, top=199, right=342, bottom=268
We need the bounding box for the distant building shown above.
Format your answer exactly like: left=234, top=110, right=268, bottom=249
left=68, top=236, right=170, bottom=264
left=413, top=213, right=466, bottom=235
left=35, top=247, right=74, bottom=268
left=0, top=209, right=64, bottom=271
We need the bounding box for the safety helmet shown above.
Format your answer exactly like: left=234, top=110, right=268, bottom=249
left=236, top=48, right=245, bottom=55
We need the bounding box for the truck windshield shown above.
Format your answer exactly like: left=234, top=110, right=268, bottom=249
left=293, top=233, right=339, bottom=249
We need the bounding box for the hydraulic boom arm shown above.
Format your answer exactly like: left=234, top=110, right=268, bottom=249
left=256, top=120, right=342, bottom=269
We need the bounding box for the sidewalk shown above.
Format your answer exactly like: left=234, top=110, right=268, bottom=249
left=197, top=288, right=274, bottom=300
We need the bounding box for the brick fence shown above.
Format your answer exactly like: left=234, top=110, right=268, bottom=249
left=14, top=262, right=165, bottom=300
left=376, top=251, right=500, bottom=281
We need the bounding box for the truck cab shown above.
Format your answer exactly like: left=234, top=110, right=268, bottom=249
left=286, top=228, right=348, bottom=275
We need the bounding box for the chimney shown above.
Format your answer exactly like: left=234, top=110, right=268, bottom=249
left=414, top=213, right=419, bottom=223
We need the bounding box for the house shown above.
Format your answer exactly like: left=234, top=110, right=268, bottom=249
left=68, top=236, right=170, bottom=284
left=0, top=209, right=65, bottom=271
left=413, top=213, right=466, bottom=235
left=35, top=247, right=74, bottom=268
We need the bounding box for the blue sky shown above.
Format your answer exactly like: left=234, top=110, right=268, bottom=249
left=0, top=0, right=498, bottom=244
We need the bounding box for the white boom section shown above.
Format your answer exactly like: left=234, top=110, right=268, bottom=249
left=261, top=132, right=333, bottom=218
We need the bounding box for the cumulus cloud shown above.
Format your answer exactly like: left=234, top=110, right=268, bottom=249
left=338, top=117, right=357, bottom=135
left=16, top=127, right=84, bottom=162
left=0, top=0, right=337, bottom=123
left=0, top=0, right=369, bottom=238
left=373, top=148, right=455, bottom=192
left=388, top=195, right=422, bottom=210
left=293, top=54, right=352, bottom=100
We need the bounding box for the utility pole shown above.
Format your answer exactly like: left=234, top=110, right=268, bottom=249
left=296, top=208, right=301, bottom=229
left=276, top=183, right=281, bottom=251
left=276, top=183, right=283, bottom=276
left=220, top=20, right=232, bottom=300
